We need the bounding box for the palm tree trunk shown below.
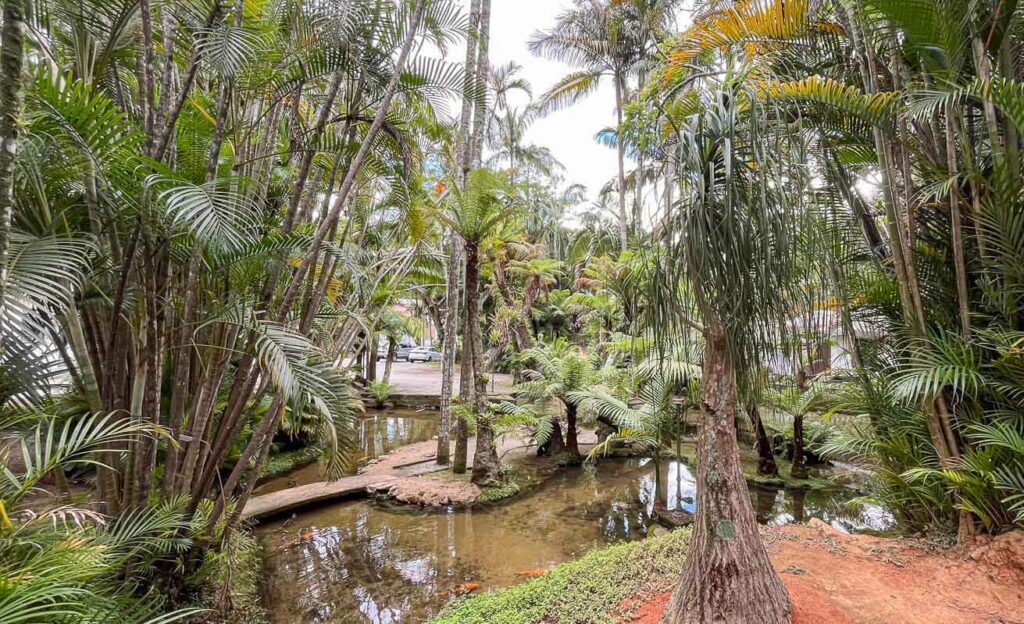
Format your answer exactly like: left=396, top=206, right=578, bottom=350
left=470, top=0, right=491, bottom=169
left=277, top=0, right=427, bottom=320
left=440, top=0, right=480, bottom=467
left=747, top=404, right=778, bottom=477
left=440, top=236, right=462, bottom=467
left=453, top=298, right=472, bottom=473
left=945, top=102, right=971, bottom=340
left=664, top=327, right=791, bottom=624
left=152, top=0, right=224, bottom=162
left=614, top=72, right=628, bottom=251
left=366, top=334, right=379, bottom=383
left=0, top=0, right=26, bottom=323
left=564, top=402, right=581, bottom=461
left=790, top=413, right=808, bottom=480
left=537, top=416, right=565, bottom=455
left=383, top=341, right=397, bottom=383
left=467, top=241, right=500, bottom=485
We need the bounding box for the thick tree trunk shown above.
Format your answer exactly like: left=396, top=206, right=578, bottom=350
left=467, top=242, right=500, bottom=485
left=747, top=404, right=778, bottom=477
left=663, top=330, right=791, bottom=624
left=565, top=402, right=581, bottom=461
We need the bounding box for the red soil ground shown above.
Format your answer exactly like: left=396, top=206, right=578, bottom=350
left=623, top=522, right=1024, bottom=624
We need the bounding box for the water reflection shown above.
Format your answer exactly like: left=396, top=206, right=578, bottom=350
left=259, top=458, right=891, bottom=623
left=258, top=411, right=439, bottom=495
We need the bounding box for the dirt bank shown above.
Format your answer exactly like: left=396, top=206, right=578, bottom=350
left=624, top=523, right=1024, bottom=624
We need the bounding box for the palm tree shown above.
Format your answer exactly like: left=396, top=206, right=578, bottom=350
left=377, top=308, right=412, bottom=384
left=573, top=356, right=698, bottom=508
left=529, top=1, right=642, bottom=250
left=644, top=61, right=805, bottom=622
left=435, top=167, right=513, bottom=485
left=769, top=381, right=829, bottom=480
left=3, top=0, right=469, bottom=600
left=507, top=256, right=563, bottom=322
left=0, top=414, right=202, bottom=623
left=0, top=0, right=25, bottom=321
left=515, top=341, right=599, bottom=461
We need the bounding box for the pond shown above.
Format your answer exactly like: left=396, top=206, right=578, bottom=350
left=256, top=410, right=440, bottom=495
left=257, top=456, right=891, bottom=624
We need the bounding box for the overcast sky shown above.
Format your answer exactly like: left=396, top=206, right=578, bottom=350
left=477, top=0, right=623, bottom=203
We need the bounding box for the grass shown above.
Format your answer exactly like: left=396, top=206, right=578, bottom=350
left=430, top=528, right=691, bottom=624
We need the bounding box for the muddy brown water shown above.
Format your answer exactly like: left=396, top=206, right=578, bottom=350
left=256, top=410, right=440, bottom=495
left=258, top=447, right=892, bottom=623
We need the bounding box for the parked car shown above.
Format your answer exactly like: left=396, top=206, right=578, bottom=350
left=407, top=345, right=441, bottom=362
left=377, top=341, right=414, bottom=361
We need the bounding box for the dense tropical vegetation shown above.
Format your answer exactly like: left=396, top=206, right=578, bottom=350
left=2, top=0, right=1024, bottom=622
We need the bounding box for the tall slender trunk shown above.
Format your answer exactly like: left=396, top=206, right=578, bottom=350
left=664, top=327, right=791, bottom=624
left=843, top=1, right=960, bottom=470
left=470, top=0, right=491, bottom=169
left=138, top=0, right=157, bottom=153
left=467, top=241, right=499, bottom=485
left=0, top=0, right=26, bottom=324
left=441, top=0, right=482, bottom=466
left=945, top=102, right=971, bottom=340
left=453, top=291, right=472, bottom=474
left=277, top=0, right=427, bottom=320
left=614, top=72, right=628, bottom=251
left=366, top=334, right=379, bottom=383
left=439, top=237, right=462, bottom=467
left=152, top=0, right=224, bottom=162
left=383, top=342, right=397, bottom=383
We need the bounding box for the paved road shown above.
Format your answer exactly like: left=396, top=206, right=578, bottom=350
left=375, top=360, right=513, bottom=396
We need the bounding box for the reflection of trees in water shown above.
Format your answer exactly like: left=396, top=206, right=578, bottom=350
left=266, top=507, right=475, bottom=624
left=263, top=458, right=893, bottom=623
left=355, top=415, right=440, bottom=464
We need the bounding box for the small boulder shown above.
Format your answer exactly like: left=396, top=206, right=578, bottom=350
left=970, top=531, right=1024, bottom=573
left=654, top=507, right=694, bottom=529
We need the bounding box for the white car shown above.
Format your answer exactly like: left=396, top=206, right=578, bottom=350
left=377, top=341, right=413, bottom=361
left=407, top=345, right=441, bottom=362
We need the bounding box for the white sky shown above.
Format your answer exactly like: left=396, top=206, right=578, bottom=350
left=474, top=0, right=624, bottom=202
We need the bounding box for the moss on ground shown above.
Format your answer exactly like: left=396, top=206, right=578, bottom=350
left=430, top=529, right=691, bottom=624
left=258, top=445, right=321, bottom=484
left=478, top=480, right=522, bottom=503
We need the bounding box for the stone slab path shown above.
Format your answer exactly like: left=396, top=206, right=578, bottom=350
left=242, top=429, right=599, bottom=521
